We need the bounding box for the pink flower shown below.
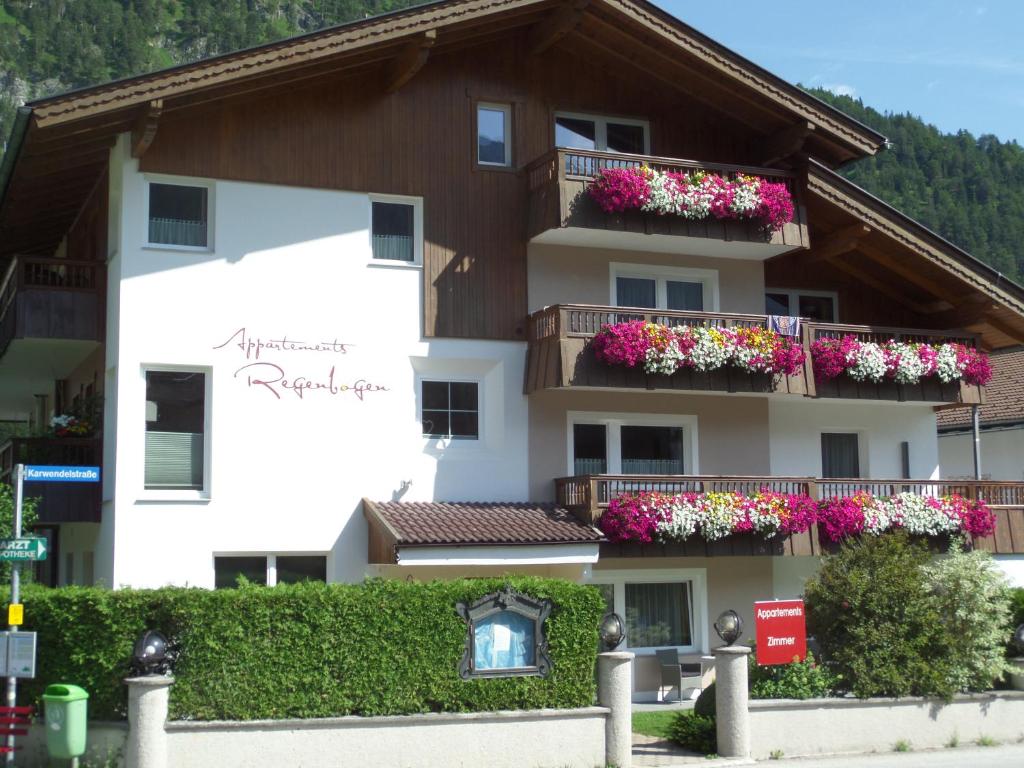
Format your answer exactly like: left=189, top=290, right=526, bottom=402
left=587, top=168, right=650, bottom=213
left=956, top=345, right=993, bottom=386
left=754, top=181, right=795, bottom=232
left=592, top=321, right=650, bottom=368
left=598, top=493, right=668, bottom=543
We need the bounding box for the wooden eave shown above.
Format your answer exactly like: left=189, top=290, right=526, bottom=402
left=1, top=0, right=884, bottom=260
left=781, top=161, right=1024, bottom=350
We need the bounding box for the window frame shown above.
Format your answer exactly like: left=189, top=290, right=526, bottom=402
left=586, top=568, right=708, bottom=655
left=554, top=111, right=651, bottom=154
left=420, top=378, right=482, bottom=442
left=475, top=101, right=513, bottom=169
left=567, top=411, right=699, bottom=476
left=143, top=177, right=215, bottom=253
left=368, top=193, right=424, bottom=268
left=764, top=287, right=839, bottom=321
left=610, top=263, right=720, bottom=312
left=139, top=364, right=213, bottom=502
left=213, top=553, right=328, bottom=588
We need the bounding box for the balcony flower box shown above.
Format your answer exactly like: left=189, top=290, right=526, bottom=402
left=810, top=336, right=992, bottom=387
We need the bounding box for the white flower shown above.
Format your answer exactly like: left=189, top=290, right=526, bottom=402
left=642, top=171, right=682, bottom=215
left=729, top=179, right=761, bottom=216
left=847, top=341, right=887, bottom=383
left=656, top=498, right=698, bottom=540
left=687, top=328, right=730, bottom=371
left=643, top=339, right=683, bottom=375
left=936, top=344, right=964, bottom=383
left=888, top=343, right=929, bottom=384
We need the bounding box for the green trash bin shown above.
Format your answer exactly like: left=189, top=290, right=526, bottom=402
left=42, top=684, right=89, bottom=759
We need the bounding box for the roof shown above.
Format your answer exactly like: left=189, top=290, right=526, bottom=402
left=363, top=499, right=604, bottom=547
left=937, top=349, right=1024, bottom=431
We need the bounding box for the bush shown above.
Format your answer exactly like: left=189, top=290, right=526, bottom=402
left=18, top=577, right=605, bottom=721
left=1008, top=588, right=1024, bottom=654
left=922, top=542, right=1012, bottom=691
left=693, top=681, right=715, bottom=717
left=749, top=650, right=838, bottom=699
left=804, top=531, right=955, bottom=698
left=668, top=711, right=716, bottom=754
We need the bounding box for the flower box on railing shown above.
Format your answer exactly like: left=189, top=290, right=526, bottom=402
left=811, top=335, right=992, bottom=388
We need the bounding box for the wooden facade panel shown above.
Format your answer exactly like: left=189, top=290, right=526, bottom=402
left=140, top=35, right=749, bottom=340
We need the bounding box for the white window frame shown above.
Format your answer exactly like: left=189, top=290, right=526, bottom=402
left=419, top=378, right=482, bottom=443
left=567, top=411, right=699, bottom=476
left=765, top=287, right=839, bottom=320
left=554, top=111, right=651, bottom=154
left=586, top=568, right=709, bottom=655
left=368, top=193, right=424, bottom=268
left=214, top=553, right=329, bottom=587
left=139, top=364, right=213, bottom=502
left=477, top=102, right=512, bottom=167
left=610, top=263, right=720, bottom=312
left=143, top=176, right=215, bottom=253
left=820, top=430, right=867, bottom=479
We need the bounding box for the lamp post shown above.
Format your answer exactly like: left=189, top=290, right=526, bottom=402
left=1010, top=624, right=1024, bottom=691
left=125, top=630, right=174, bottom=768
left=596, top=612, right=632, bottom=768
left=711, top=609, right=751, bottom=759
left=599, top=612, right=625, bottom=651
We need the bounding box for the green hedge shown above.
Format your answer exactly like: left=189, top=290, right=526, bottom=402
left=18, top=577, right=605, bottom=721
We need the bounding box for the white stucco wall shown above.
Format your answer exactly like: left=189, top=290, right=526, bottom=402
left=769, top=399, right=940, bottom=479
left=100, top=137, right=529, bottom=588
left=939, top=427, right=1024, bottom=481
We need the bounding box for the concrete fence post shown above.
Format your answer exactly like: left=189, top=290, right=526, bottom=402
left=124, top=676, right=173, bottom=768
left=712, top=646, right=751, bottom=759
left=597, top=651, right=633, bottom=768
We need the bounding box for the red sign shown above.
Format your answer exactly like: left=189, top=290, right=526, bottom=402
left=754, top=599, right=807, bottom=666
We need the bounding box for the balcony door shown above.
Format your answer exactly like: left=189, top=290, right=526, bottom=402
left=572, top=421, right=687, bottom=476
left=554, top=113, right=649, bottom=155
left=615, top=276, right=703, bottom=311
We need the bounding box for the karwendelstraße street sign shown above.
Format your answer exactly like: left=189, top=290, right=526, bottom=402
left=0, top=538, right=48, bottom=562
left=24, top=465, right=100, bottom=483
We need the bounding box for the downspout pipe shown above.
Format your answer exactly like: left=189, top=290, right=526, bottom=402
left=972, top=404, right=982, bottom=480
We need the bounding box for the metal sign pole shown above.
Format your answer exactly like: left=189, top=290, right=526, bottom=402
left=5, top=464, right=22, bottom=765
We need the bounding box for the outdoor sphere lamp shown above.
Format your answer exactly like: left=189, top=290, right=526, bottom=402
left=714, top=609, right=743, bottom=646
left=130, top=630, right=172, bottom=677
left=599, top=612, right=625, bottom=651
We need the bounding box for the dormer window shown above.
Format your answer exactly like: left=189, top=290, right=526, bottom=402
left=554, top=112, right=649, bottom=154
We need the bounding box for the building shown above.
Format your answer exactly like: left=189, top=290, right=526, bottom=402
left=2, top=0, right=1024, bottom=700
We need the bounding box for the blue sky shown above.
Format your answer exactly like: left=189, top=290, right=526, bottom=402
left=655, top=1, right=1024, bottom=144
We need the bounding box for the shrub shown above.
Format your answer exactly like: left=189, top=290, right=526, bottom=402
left=668, top=711, right=716, bottom=755
left=749, top=650, right=838, bottom=699
left=1008, top=588, right=1024, bottom=655
left=922, top=542, right=1012, bottom=690
left=693, top=681, right=715, bottom=717
left=804, top=531, right=956, bottom=698
left=18, top=577, right=605, bottom=721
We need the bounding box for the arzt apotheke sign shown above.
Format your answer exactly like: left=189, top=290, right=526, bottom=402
left=754, top=599, right=807, bottom=666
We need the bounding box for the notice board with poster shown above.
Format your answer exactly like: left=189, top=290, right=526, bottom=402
left=754, top=599, right=807, bottom=666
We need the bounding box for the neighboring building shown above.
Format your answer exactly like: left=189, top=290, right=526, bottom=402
left=938, top=348, right=1024, bottom=482
left=2, top=0, right=1024, bottom=699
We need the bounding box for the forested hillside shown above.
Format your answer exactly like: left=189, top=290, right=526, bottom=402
left=0, top=3, right=1021, bottom=281
left=809, top=88, right=1024, bottom=282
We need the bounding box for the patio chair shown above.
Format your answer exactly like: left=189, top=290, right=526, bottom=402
left=656, top=648, right=706, bottom=703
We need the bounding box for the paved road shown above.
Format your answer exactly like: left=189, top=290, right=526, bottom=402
left=771, top=744, right=1024, bottom=767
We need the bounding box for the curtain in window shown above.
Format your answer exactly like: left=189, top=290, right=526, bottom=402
left=666, top=281, right=703, bottom=311
left=821, top=433, right=860, bottom=478
left=145, top=432, right=204, bottom=489
left=616, top=277, right=656, bottom=308
left=474, top=612, right=535, bottom=670
left=625, top=582, right=692, bottom=648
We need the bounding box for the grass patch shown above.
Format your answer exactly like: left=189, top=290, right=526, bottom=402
left=893, top=739, right=911, bottom=752
left=977, top=735, right=999, bottom=747
left=631, top=710, right=678, bottom=739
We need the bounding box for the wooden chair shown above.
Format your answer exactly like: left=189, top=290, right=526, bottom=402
left=656, top=648, right=707, bottom=702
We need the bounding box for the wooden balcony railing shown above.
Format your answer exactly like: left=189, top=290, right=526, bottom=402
left=525, top=304, right=987, bottom=404
left=0, top=255, right=104, bottom=359
left=805, top=321, right=985, bottom=404
left=556, top=474, right=1024, bottom=556
left=0, top=437, right=102, bottom=524
left=526, top=148, right=809, bottom=251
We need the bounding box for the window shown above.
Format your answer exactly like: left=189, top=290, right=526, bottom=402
left=765, top=289, right=837, bottom=322
left=611, top=265, right=717, bottom=312
left=555, top=112, right=649, bottom=154
left=589, top=570, right=707, bottom=653
left=215, top=555, right=327, bottom=588
left=145, top=370, right=206, bottom=491
left=148, top=182, right=209, bottom=248
left=371, top=201, right=414, bottom=262
left=422, top=381, right=479, bottom=439
left=626, top=582, right=693, bottom=648
left=457, top=587, right=552, bottom=679
left=570, top=414, right=695, bottom=476
left=821, top=433, right=861, bottom=478
left=477, top=103, right=511, bottom=167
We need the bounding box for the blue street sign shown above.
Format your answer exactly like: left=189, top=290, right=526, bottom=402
left=24, top=466, right=100, bottom=483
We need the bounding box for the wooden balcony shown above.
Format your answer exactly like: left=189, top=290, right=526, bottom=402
left=524, top=304, right=812, bottom=396
left=556, top=474, right=1024, bottom=556
left=526, top=148, right=809, bottom=258
left=0, top=255, right=104, bottom=360
left=525, top=304, right=986, bottom=404
left=0, top=438, right=102, bottom=524
left=805, top=321, right=985, bottom=404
